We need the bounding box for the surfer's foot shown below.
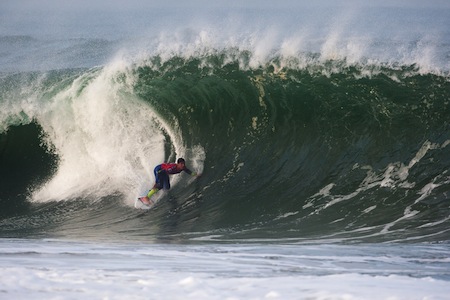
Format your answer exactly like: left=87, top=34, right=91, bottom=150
left=139, top=197, right=151, bottom=205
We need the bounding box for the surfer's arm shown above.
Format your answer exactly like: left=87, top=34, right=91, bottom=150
left=184, top=167, right=199, bottom=177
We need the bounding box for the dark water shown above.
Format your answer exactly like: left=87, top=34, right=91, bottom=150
left=1, top=56, right=449, bottom=243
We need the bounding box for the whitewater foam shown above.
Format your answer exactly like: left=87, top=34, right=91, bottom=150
left=29, top=65, right=168, bottom=202
left=1, top=239, right=449, bottom=300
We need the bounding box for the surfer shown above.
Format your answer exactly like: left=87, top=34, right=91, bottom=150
left=140, top=158, right=199, bottom=205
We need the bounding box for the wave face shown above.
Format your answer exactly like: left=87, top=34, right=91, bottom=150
left=0, top=1, right=449, bottom=243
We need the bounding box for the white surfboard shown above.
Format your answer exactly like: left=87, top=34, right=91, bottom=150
left=134, top=196, right=156, bottom=210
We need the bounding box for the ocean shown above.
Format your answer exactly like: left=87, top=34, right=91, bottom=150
left=1, top=0, right=450, bottom=299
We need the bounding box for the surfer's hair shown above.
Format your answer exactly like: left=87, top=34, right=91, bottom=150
left=177, top=158, right=186, bottom=164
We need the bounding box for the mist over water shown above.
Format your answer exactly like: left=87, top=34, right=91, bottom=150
left=1, top=0, right=449, bottom=73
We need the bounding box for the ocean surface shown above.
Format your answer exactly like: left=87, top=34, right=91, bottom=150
left=1, top=0, right=450, bottom=299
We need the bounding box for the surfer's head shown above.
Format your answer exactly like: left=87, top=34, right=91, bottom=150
left=177, top=158, right=186, bottom=169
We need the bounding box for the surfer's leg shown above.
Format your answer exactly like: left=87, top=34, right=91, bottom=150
left=147, top=188, right=159, bottom=198
left=163, top=173, right=170, bottom=190
left=154, top=165, right=161, bottom=184
left=152, top=165, right=163, bottom=191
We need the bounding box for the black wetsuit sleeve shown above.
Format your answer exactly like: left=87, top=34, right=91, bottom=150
left=183, top=167, right=193, bottom=175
